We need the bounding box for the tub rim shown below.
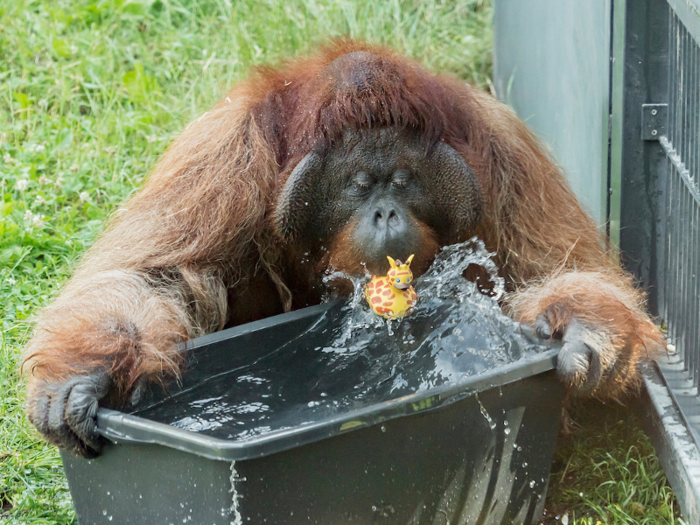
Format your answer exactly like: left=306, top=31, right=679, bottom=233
left=96, top=301, right=560, bottom=462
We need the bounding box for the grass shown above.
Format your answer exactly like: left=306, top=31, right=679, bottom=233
left=542, top=402, right=685, bottom=525
left=0, top=0, right=682, bottom=523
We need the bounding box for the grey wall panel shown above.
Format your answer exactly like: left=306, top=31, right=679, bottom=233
left=493, top=0, right=612, bottom=226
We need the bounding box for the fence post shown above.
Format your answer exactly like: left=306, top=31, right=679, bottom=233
left=615, top=0, right=669, bottom=317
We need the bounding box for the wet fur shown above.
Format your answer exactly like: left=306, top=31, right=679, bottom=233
left=23, top=39, right=663, bottom=409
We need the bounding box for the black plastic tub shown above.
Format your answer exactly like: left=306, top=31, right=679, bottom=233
left=61, top=300, right=563, bottom=525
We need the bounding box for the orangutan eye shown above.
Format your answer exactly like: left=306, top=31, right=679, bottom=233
left=396, top=278, right=400, bottom=283
left=352, top=171, right=372, bottom=190
left=392, top=169, right=411, bottom=188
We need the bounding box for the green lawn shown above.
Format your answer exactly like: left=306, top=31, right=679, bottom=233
left=544, top=402, right=684, bottom=525
left=0, top=0, right=684, bottom=523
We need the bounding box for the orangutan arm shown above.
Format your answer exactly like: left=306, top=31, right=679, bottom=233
left=507, top=270, right=663, bottom=398
left=22, top=88, right=279, bottom=456
left=467, top=90, right=665, bottom=397
left=23, top=269, right=194, bottom=456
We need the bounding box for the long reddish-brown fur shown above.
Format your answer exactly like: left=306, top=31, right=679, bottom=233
left=23, top=39, right=663, bottom=409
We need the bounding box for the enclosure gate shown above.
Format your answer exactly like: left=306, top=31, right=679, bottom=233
left=616, top=0, right=700, bottom=519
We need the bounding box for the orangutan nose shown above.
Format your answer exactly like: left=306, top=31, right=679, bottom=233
left=373, top=204, right=403, bottom=233
left=352, top=198, right=420, bottom=273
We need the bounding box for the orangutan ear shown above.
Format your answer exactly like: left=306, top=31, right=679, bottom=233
left=274, top=151, right=323, bottom=241
left=386, top=256, right=397, bottom=269
left=406, top=254, right=414, bottom=266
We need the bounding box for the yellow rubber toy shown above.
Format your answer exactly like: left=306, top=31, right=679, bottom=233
left=364, top=255, right=418, bottom=319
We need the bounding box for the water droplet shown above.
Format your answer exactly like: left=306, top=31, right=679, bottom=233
left=529, top=480, right=536, bottom=488
left=504, top=427, right=511, bottom=435
left=477, top=395, right=497, bottom=430
left=380, top=425, right=386, bottom=433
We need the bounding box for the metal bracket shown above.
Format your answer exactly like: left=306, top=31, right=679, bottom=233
left=642, top=103, right=668, bottom=140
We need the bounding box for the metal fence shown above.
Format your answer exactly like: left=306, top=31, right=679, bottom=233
left=616, top=0, right=700, bottom=519
left=620, top=0, right=700, bottom=431
left=660, top=8, right=700, bottom=390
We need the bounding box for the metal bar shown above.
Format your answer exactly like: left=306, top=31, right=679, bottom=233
left=681, top=33, right=691, bottom=379
left=663, top=10, right=676, bottom=328
left=672, top=167, right=680, bottom=354
left=671, top=148, right=681, bottom=356
left=675, top=18, right=683, bottom=365
left=685, top=189, right=690, bottom=380
left=665, top=153, right=674, bottom=329
left=690, top=38, right=698, bottom=386
left=673, top=13, right=680, bottom=148
left=680, top=25, right=687, bottom=164
left=676, top=174, right=682, bottom=361
left=689, top=194, right=696, bottom=388
left=692, top=41, right=698, bottom=179
left=687, top=35, right=695, bottom=176
left=609, top=0, right=627, bottom=245
left=695, top=199, right=700, bottom=394
left=692, top=200, right=699, bottom=392
left=695, top=40, right=700, bottom=189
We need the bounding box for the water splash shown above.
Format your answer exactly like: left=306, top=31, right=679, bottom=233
left=310, top=238, right=523, bottom=388
left=417, top=237, right=505, bottom=301
left=229, top=462, right=244, bottom=525
left=477, top=394, right=497, bottom=430
left=137, top=239, right=546, bottom=440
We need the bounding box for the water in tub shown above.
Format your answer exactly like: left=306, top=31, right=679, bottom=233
left=133, top=238, right=549, bottom=440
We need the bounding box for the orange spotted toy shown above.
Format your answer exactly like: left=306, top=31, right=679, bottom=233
left=364, top=255, right=418, bottom=319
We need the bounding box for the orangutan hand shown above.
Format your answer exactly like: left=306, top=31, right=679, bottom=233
left=26, top=370, right=113, bottom=458
left=534, top=315, right=614, bottom=392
